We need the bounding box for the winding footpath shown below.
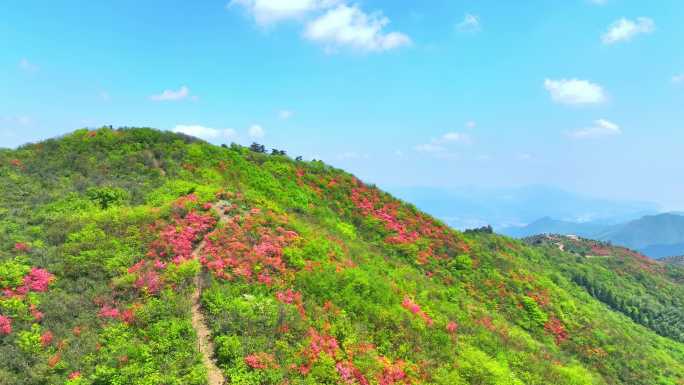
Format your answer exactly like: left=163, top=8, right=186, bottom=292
left=190, top=201, right=232, bottom=385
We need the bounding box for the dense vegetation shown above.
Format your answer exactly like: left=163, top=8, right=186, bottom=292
left=1, top=128, right=683, bottom=385
left=525, top=235, right=684, bottom=342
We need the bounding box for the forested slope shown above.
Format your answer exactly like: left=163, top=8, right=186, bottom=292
left=1, top=128, right=683, bottom=385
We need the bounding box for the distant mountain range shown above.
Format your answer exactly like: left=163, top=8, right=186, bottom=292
left=502, top=213, right=684, bottom=259
left=663, top=255, right=684, bottom=267
left=389, top=185, right=658, bottom=230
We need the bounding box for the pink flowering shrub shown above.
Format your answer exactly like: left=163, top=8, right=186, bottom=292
left=244, top=352, right=276, bottom=370
left=30, top=304, right=44, bottom=321
left=1, top=266, right=55, bottom=297
left=545, top=317, right=569, bottom=345
left=23, top=268, right=55, bottom=292
left=0, top=263, right=54, bottom=335
left=68, top=371, right=82, bottom=380
left=275, top=289, right=301, bottom=304
left=0, top=315, right=12, bottom=335
left=293, top=327, right=343, bottom=375
left=98, top=305, right=120, bottom=319
left=307, top=328, right=339, bottom=360
left=348, top=180, right=470, bottom=265
left=351, top=187, right=418, bottom=245
left=134, top=270, right=162, bottom=294
left=97, top=304, right=137, bottom=324
left=173, top=193, right=198, bottom=209
left=401, top=296, right=433, bottom=326
left=125, top=205, right=216, bottom=296
left=276, top=289, right=306, bottom=317
left=146, top=206, right=216, bottom=265
left=40, top=331, right=54, bottom=347
left=200, top=206, right=298, bottom=285
left=377, top=358, right=408, bottom=385
left=336, top=361, right=369, bottom=385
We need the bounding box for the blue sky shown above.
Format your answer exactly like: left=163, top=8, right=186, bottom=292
left=1, top=0, right=683, bottom=208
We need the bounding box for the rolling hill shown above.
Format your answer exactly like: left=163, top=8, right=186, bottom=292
left=1, top=128, right=683, bottom=385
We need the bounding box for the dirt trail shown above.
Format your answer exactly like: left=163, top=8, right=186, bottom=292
left=191, top=201, right=232, bottom=385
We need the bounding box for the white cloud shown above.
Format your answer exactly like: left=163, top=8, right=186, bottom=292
left=278, top=109, right=294, bottom=119
left=589, top=0, right=607, bottom=5
left=414, top=143, right=445, bottom=153
left=601, top=17, right=654, bottom=45
left=229, top=0, right=339, bottom=25
left=150, top=86, right=191, bottom=101
left=672, top=74, right=684, bottom=84
left=18, top=58, right=39, bottom=72
left=456, top=14, right=480, bottom=33
left=172, top=125, right=237, bottom=140
left=516, top=153, right=533, bottom=161
left=568, top=119, right=621, bottom=139
left=441, top=132, right=471, bottom=144
left=415, top=131, right=471, bottom=154
left=248, top=124, right=265, bottom=138
left=465, top=120, right=477, bottom=129
left=229, top=1, right=409, bottom=53
left=100, top=91, right=111, bottom=101
left=303, top=4, right=411, bottom=52
left=544, top=78, right=606, bottom=105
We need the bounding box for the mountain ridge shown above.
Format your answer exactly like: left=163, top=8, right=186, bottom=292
left=503, top=213, right=684, bottom=259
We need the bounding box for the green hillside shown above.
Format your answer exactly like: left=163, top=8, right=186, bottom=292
left=524, top=234, right=684, bottom=342
left=1, top=128, right=683, bottom=385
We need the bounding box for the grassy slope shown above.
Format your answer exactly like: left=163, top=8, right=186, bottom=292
left=0, top=128, right=682, bottom=385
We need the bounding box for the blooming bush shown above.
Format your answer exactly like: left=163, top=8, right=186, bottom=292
left=14, top=242, right=30, bottom=252
left=401, top=296, right=433, bottom=326
left=23, top=268, right=54, bottom=292
left=336, top=361, right=369, bottom=385
left=244, top=352, right=277, bottom=370
left=40, top=331, right=53, bottom=347
left=0, top=315, right=12, bottom=335
left=200, top=205, right=298, bottom=285
left=545, top=317, right=569, bottom=345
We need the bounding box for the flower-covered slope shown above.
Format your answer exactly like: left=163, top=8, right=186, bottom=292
left=0, top=127, right=683, bottom=385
